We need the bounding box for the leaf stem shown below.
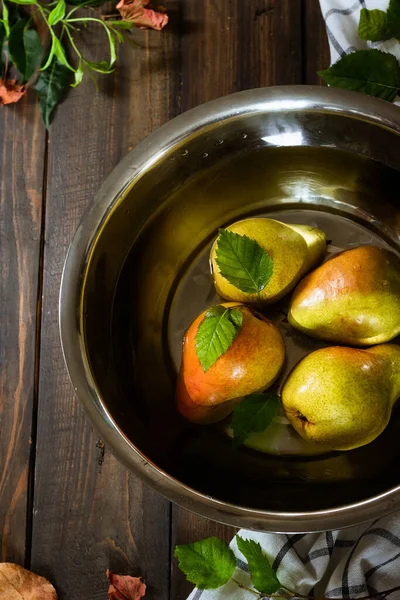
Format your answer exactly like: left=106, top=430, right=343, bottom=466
left=232, top=577, right=262, bottom=598
left=63, top=24, right=82, bottom=60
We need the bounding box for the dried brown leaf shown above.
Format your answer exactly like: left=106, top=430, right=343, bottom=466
left=116, top=0, right=168, bottom=30
left=107, top=570, right=146, bottom=600
left=0, top=79, right=26, bottom=106
left=0, top=563, right=57, bottom=600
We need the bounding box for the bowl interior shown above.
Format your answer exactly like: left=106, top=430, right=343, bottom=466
left=82, top=109, right=400, bottom=515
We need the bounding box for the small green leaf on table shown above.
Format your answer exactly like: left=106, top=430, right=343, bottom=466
left=236, top=536, right=281, bottom=595
left=319, top=49, right=400, bottom=103
left=358, top=8, right=390, bottom=41
left=216, top=229, right=273, bottom=294
left=35, top=58, right=70, bottom=128
left=387, top=0, right=400, bottom=40
left=175, top=537, right=236, bottom=590
left=231, top=392, right=280, bottom=448
left=195, top=305, right=243, bottom=372
left=9, top=19, right=43, bottom=82
left=48, top=0, right=66, bottom=26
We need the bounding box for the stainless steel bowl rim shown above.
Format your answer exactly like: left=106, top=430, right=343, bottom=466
left=60, top=86, right=400, bottom=532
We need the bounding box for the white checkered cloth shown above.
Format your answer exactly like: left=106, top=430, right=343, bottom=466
left=188, top=514, right=400, bottom=599
left=187, top=3, right=400, bottom=599
left=320, top=0, right=400, bottom=64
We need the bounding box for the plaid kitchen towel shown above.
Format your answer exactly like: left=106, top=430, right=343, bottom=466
left=320, top=0, right=400, bottom=65
left=187, top=513, right=400, bottom=599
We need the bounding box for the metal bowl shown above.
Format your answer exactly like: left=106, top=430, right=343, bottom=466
left=60, top=86, right=400, bottom=532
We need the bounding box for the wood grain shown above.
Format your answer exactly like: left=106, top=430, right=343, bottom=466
left=170, top=1, right=303, bottom=598
left=0, top=94, right=45, bottom=564
left=303, top=1, right=330, bottom=84
left=30, top=22, right=178, bottom=600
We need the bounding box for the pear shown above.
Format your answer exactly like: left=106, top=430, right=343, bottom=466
left=210, top=218, right=326, bottom=304
left=289, top=246, right=400, bottom=346
left=282, top=344, right=400, bottom=451
left=176, top=303, right=285, bottom=424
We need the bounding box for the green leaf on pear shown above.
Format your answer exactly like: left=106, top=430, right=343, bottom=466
left=236, top=535, right=281, bottom=595
left=216, top=228, right=273, bottom=294
left=175, top=537, right=236, bottom=590
left=231, top=393, right=280, bottom=448
left=319, top=49, right=400, bottom=102
left=195, top=305, right=243, bottom=372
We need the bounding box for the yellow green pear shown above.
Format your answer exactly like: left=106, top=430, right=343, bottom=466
left=210, top=218, right=326, bottom=304
left=289, top=246, right=400, bottom=346
left=282, top=344, right=400, bottom=451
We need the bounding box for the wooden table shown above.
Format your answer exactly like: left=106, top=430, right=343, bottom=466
left=0, top=2, right=329, bottom=598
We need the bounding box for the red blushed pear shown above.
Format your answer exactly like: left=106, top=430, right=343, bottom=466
left=176, top=303, right=285, bottom=424
left=289, top=246, right=400, bottom=346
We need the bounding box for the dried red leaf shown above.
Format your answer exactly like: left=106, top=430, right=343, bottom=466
left=0, top=79, right=26, bottom=106
left=116, top=0, right=168, bottom=30
left=107, top=570, right=146, bottom=600
left=0, top=563, right=57, bottom=599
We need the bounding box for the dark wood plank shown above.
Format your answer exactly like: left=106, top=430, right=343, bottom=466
left=30, top=22, right=179, bottom=600
left=171, top=1, right=303, bottom=598
left=0, top=95, right=45, bottom=564
left=303, top=0, right=330, bottom=85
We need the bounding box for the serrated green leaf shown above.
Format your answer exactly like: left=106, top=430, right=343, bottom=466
left=71, top=59, right=84, bottom=87
left=387, top=0, right=400, bottom=40
left=216, top=229, right=273, bottom=295
left=195, top=305, right=243, bottom=372
left=231, top=393, right=280, bottom=448
left=9, top=20, right=43, bottom=82
left=358, top=8, right=390, bottom=41
left=175, top=537, right=236, bottom=590
left=35, top=58, right=70, bottom=127
left=236, top=536, right=281, bottom=595
left=48, top=0, right=66, bottom=26
left=229, top=308, right=243, bottom=327
left=319, top=49, right=400, bottom=103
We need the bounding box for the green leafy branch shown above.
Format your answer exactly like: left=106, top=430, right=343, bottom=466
left=175, top=535, right=400, bottom=600
left=0, top=0, right=166, bottom=125
left=319, top=0, right=400, bottom=102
